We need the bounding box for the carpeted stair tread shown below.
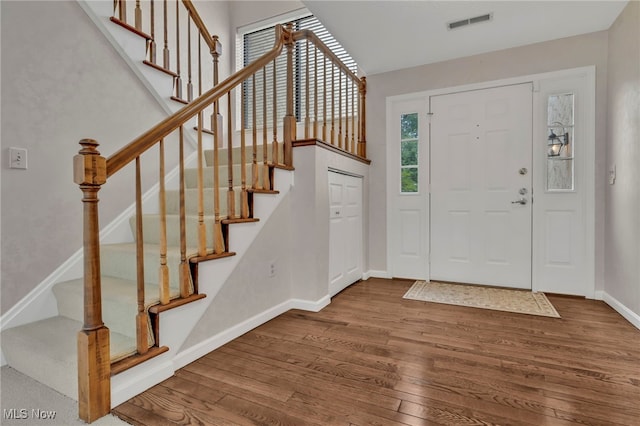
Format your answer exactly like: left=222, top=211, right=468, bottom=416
left=164, top=186, right=244, bottom=216
left=1, top=316, right=135, bottom=399
left=101, top=243, right=196, bottom=293
left=54, top=276, right=181, bottom=339
left=184, top=164, right=259, bottom=189
left=130, top=214, right=218, bottom=247
left=203, top=144, right=284, bottom=168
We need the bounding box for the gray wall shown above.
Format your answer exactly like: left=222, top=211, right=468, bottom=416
left=366, top=31, right=610, bottom=291
left=605, top=1, right=640, bottom=317
left=0, top=1, right=169, bottom=313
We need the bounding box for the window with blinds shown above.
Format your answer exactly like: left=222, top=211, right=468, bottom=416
left=242, top=14, right=358, bottom=130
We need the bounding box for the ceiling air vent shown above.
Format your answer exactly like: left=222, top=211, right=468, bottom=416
left=447, top=13, right=493, bottom=30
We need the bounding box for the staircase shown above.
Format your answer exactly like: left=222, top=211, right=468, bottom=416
left=1, top=143, right=285, bottom=399
left=0, top=1, right=367, bottom=423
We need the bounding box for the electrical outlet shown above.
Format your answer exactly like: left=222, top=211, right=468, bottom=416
left=269, top=262, right=276, bottom=278
left=9, top=147, right=27, bottom=169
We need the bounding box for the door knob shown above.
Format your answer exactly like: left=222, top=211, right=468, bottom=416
left=511, top=198, right=527, bottom=205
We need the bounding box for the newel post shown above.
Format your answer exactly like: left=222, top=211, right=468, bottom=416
left=358, top=77, right=367, bottom=158
left=73, top=139, right=111, bottom=423
left=283, top=23, right=296, bottom=167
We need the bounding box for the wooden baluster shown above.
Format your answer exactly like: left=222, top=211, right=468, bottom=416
left=272, top=59, right=279, bottom=166
left=351, top=77, right=356, bottom=153
left=304, top=40, right=310, bottom=139
left=210, top=35, right=221, bottom=145
left=262, top=67, right=269, bottom=189
left=149, top=0, right=156, bottom=64
left=313, top=46, right=318, bottom=140
left=338, top=70, right=343, bottom=149
left=158, top=139, right=170, bottom=305
left=174, top=1, right=182, bottom=99
left=74, top=139, right=110, bottom=423
left=196, top=113, right=206, bottom=256
left=227, top=94, right=236, bottom=218
left=119, top=0, right=126, bottom=22
left=187, top=15, right=193, bottom=102
left=210, top=33, right=224, bottom=251
left=344, top=76, right=349, bottom=151
left=331, top=64, right=335, bottom=145
left=283, top=23, right=295, bottom=167
left=359, top=77, right=367, bottom=158
left=212, top=101, right=225, bottom=253
left=323, top=55, right=327, bottom=142
left=252, top=74, right=260, bottom=190
left=134, top=0, right=141, bottom=30
left=198, top=36, right=202, bottom=97
left=134, top=156, right=149, bottom=356
left=240, top=83, right=249, bottom=218
left=178, top=126, right=189, bottom=297
left=162, top=0, right=169, bottom=70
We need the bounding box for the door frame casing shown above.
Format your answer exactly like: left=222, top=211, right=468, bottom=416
left=386, top=66, right=596, bottom=297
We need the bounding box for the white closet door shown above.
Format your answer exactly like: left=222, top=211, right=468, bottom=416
left=329, top=171, right=363, bottom=296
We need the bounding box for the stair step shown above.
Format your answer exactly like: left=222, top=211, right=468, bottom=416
left=183, top=164, right=263, bottom=189
left=109, top=16, right=152, bottom=40
left=204, top=144, right=285, bottom=167
left=164, top=186, right=244, bottom=216
left=131, top=214, right=219, bottom=247
left=1, top=316, right=135, bottom=399
left=101, top=243, right=196, bottom=292
left=53, top=276, right=181, bottom=340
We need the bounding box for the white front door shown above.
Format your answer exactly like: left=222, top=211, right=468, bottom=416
left=430, top=84, right=533, bottom=289
left=329, top=171, right=363, bottom=296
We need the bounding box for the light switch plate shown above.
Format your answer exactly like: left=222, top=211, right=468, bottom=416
left=608, top=165, right=616, bottom=185
left=9, top=147, right=27, bottom=169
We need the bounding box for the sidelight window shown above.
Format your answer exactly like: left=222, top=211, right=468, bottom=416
left=546, top=93, right=575, bottom=191
left=400, top=113, right=419, bottom=193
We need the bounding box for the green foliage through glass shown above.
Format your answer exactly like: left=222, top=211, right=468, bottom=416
left=400, top=113, right=419, bottom=193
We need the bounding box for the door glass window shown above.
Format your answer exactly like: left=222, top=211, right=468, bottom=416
left=546, top=93, right=574, bottom=191
left=401, top=113, right=419, bottom=193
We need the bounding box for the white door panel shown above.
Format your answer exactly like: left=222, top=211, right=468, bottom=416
left=430, top=84, right=533, bottom=289
left=329, top=171, right=363, bottom=296
left=387, top=101, right=430, bottom=280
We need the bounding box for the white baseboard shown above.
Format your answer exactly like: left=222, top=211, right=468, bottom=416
left=290, top=295, right=331, bottom=312
left=111, top=355, right=174, bottom=408
left=600, top=291, right=640, bottom=331
left=172, top=295, right=330, bottom=371
left=363, top=270, right=390, bottom=280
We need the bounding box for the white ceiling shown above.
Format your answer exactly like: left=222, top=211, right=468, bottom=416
left=303, top=1, right=629, bottom=75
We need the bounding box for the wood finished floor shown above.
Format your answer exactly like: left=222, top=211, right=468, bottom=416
left=113, top=278, right=640, bottom=425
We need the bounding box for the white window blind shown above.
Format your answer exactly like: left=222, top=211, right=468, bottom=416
left=242, top=15, right=357, bottom=129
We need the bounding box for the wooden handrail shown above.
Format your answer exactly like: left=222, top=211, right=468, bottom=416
left=181, top=0, right=218, bottom=55
left=106, top=25, right=287, bottom=177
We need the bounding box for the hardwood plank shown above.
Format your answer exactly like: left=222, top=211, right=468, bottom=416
left=113, top=278, right=640, bottom=426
